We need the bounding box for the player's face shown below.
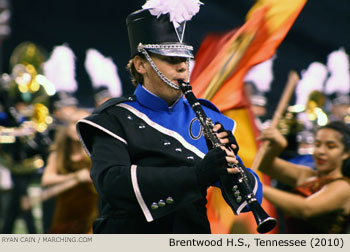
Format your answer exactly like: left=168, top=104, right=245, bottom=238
left=137, top=54, right=189, bottom=106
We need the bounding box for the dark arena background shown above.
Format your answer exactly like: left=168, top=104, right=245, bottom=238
left=1, top=0, right=350, bottom=116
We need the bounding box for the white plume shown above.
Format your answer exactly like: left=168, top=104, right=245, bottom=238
left=244, top=55, right=275, bottom=93
left=295, top=62, right=328, bottom=106
left=324, top=48, right=350, bottom=95
left=85, top=48, right=122, bottom=97
left=43, top=44, right=77, bottom=93
left=142, top=0, right=203, bottom=28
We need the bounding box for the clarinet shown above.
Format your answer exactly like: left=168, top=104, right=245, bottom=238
left=179, top=80, right=277, bottom=234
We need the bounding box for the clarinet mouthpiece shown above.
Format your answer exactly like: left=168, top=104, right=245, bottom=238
left=177, top=79, right=189, bottom=85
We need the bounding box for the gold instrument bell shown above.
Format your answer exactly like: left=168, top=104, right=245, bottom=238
left=8, top=41, right=53, bottom=133
left=304, top=90, right=328, bottom=127
left=286, top=90, right=328, bottom=133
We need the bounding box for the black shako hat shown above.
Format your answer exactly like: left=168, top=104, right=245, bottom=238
left=126, top=8, right=194, bottom=58
left=49, top=91, right=78, bottom=112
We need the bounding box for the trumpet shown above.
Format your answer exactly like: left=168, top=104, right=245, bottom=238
left=179, top=80, right=277, bottom=234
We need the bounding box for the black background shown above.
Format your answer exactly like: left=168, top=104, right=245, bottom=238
left=1, top=0, right=350, bottom=118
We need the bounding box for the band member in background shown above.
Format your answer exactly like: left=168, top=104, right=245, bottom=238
left=243, top=56, right=275, bottom=131
left=258, top=121, right=350, bottom=233
left=0, top=41, right=52, bottom=234
left=76, top=0, right=262, bottom=234
left=41, top=109, right=98, bottom=234
left=92, top=86, right=113, bottom=108
left=324, top=48, right=350, bottom=125
left=84, top=48, right=123, bottom=108
left=0, top=98, right=39, bottom=234
left=327, top=93, right=350, bottom=125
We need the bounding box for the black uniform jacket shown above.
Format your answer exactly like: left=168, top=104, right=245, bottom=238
left=77, top=88, right=262, bottom=234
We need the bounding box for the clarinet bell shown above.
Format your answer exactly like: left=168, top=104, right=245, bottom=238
left=251, top=201, right=277, bottom=233
left=256, top=216, right=277, bottom=234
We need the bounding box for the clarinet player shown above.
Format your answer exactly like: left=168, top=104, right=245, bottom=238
left=76, top=0, right=263, bottom=234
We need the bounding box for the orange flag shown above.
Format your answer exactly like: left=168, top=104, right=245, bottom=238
left=191, top=0, right=307, bottom=111
left=191, top=0, right=307, bottom=233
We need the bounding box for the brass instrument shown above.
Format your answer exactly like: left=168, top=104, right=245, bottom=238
left=1, top=42, right=54, bottom=142
left=0, top=103, right=52, bottom=143
left=275, top=90, right=329, bottom=156
left=287, top=90, right=328, bottom=132
left=32, top=103, right=53, bottom=133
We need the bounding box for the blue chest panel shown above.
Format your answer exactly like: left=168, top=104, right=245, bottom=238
left=124, top=99, right=235, bottom=155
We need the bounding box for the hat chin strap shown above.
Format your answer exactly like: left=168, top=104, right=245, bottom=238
left=140, top=48, right=189, bottom=90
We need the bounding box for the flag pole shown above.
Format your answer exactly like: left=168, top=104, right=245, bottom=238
left=251, top=70, right=299, bottom=171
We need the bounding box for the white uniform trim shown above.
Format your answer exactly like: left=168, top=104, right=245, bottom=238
left=252, top=172, right=258, bottom=195
left=236, top=174, right=259, bottom=215
left=77, top=119, right=128, bottom=156
left=232, top=122, right=237, bottom=134
left=131, top=164, right=153, bottom=222
left=117, top=103, right=205, bottom=159
left=236, top=201, right=248, bottom=215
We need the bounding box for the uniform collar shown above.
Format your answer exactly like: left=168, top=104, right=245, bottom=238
left=134, top=84, right=184, bottom=112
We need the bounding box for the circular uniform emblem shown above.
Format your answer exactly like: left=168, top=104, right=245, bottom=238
left=189, top=118, right=203, bottom=140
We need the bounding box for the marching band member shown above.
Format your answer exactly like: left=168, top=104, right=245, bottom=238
left=76, top=0, right=263, bottom=234
left=84, top=48, right=123, bottom=107
left=244, top=56, right=275, bottom=131
left=0, top=42, right=50, bottom=234
left=324, top=48, right=350, bottom=125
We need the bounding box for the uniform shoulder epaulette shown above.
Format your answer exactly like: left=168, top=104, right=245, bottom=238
left=93, top=95, right=136, bottom=114
left=198, top=98, right=220, bottom=113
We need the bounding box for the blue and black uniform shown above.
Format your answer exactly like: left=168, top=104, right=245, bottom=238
left=77, top=84, right=262, bottom=234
